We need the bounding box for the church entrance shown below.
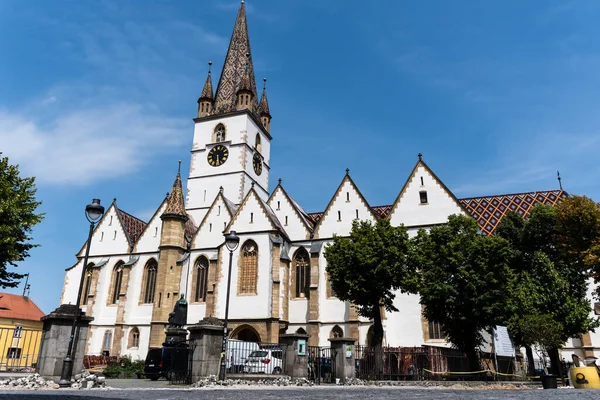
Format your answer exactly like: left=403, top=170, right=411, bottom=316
left=231, top=325, right=261, bottom=343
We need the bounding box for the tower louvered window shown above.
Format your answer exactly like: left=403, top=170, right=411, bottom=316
left=239, top=241, right=258, bottom=294
left=194, top=256, right=209, bottom=302
left=143, top=259, right=158, bottom=304
left=294, top=248, right=310, bottom=298
left=215, top=124, right=226, bottom=142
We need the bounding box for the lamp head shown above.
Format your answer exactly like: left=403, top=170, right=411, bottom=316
left=86, top=199, right=105, bottom=223
left=224, top=231, right=240, bottom=252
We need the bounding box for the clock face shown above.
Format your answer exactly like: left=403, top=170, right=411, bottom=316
left=207, top=145, right=229, bottom=167
left=253, top=152, right=263, bottom=176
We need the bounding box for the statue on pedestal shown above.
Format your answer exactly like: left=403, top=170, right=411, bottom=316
left=168, top=295, right=188, bottom=329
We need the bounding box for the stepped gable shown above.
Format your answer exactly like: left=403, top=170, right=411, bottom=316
left=305, top=190, right=567, bottom=235
left=459, top=190, right=568, bottom=235
left=117, top=208, right=147, bottom=245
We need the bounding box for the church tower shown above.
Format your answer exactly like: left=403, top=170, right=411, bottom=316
left=149, top=166, right=188, bottom=347
left=186, top=0, right=272, bottom=223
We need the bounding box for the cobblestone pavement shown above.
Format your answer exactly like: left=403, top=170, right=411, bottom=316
left=0, top=387, right=600, bottom=400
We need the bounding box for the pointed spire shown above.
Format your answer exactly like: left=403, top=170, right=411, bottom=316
left=163, top=165, right=188, bottom=221
left=199, top=62, right=214, bottom=101
left=213, top=0, right=259, bottom=115
left=259, top=78, right=271, bottom=117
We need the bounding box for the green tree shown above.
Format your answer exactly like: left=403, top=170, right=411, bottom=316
left=414, top=214, right=515, bottom=371
left=0, top=154, right=43, bottom=288
left=496, top=205, right=599, bottom=376
left=324, top=219, right=418, bottom=357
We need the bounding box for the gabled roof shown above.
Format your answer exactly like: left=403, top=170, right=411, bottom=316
left=313, top=171, right=378, bottom=235
left=117, top=208, right=147, bottom=246
left=132, top=196, right=169, bottom=252
left=460, top=190, right=568, bottom=235
left=226, top=187, right=288, bottom=240
left=267, top=182, right=314, bottom=233
left=0, top=293, right=44, bottom=322
left=387, top=155, right=468, bottom=221
left=191, top=190, right=235, bottom=245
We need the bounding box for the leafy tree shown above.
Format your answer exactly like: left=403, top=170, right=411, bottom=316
left=414, top=214, right=515, bottom=371
left=496, top=205, right=599, bottom=376
left=324, top=219, right=418, bottom=359
left=0, top=154, right=43, bottom=288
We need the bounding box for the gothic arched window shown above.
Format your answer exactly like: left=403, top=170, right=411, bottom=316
left=102, top=330, right=112, bottom=354
left=330, top=325, right=344, bottom=338
left=293, top=248, right=310, bottom=298
left=239, top=240, right=258, bottom=294
left=194, top=256, right=209, bottom=303
left=214, top=124, right=226, bottom=142
left=80, top=263, right=95, bottom=306
left=110, top=262, right=124, bottom=304
left=255, top=133, right=262, bottom=153
left=142, top=259, right=158, bottom=304
left=128, top=327, right=140, bottom=348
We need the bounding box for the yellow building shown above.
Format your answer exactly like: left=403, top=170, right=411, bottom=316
left=0, top=293, right=44, bottom=372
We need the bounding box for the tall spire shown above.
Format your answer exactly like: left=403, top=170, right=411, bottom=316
left=213, top=0, right=259, bottom=116
left=259, top=78, right=272, bottom=132
left=162, top=163, right=188, bottom=221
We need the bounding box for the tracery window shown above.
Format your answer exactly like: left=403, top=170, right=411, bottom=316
left=80, top=263, right=94, bottom=306
left=128, top=327, right=140, bottom=348
left=143, top=259, right=157, bottom=304
left=214, top=124, right=226, bottom=142
left=294, top=248, right=310, bottom=298
left=239, top=240, right=258, bottom=294
left=194, top=256, right=209, bottom=303
left=102, top=330, right=112, bottom=353
left=110, top=262, right=124, bottom=305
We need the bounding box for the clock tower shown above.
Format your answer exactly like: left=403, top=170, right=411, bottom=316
left=186, top=0, right=272, bottom=223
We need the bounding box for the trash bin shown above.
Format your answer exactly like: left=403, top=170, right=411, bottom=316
left=541, top=374, right=558, bottom=389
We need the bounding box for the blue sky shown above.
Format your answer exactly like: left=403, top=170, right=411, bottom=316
left=2, top=0, right=600, bottom=312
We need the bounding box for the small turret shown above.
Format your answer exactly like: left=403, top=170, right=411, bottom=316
left=259, top=78, right=272, bottom=133
left=197, top=62, right=214, bottom=117
left=236, top=55, right=254, bottom=111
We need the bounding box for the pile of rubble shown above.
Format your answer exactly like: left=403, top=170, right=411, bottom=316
left=0, top=371, right=107, bottom=390
left=193, top=375, right=314, bottom=388
left=342, top=377, right=534, bottom=389
left=0, top=374, right=58, bottom=390
left=70, top=370, right=107, bottom=389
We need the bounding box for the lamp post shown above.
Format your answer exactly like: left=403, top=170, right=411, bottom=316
left=59, top=199, right=105, bottom=388
left=219, top=230, right=240, bottom=381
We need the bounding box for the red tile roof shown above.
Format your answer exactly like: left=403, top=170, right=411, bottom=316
left=0, top=293, right=45, bottom=322
left=306, top=190, right=568, bottom=236
left=460, top=190, right=568, bottom=235
left=117, top=208, right=147, bottom=244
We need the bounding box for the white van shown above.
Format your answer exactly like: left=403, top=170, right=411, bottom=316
left=226, top=339, right=259, bottom=373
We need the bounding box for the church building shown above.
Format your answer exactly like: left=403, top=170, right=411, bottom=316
left=60, top=1, right=598, bottom=361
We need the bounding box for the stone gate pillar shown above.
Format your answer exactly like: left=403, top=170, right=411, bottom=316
left=37, top=304, right=94, bottom=381
left=279, top=333, right=309, bottom=378
left=328, top=337, right=356, bottom=381
left=188, top=317, right=224, bottom=381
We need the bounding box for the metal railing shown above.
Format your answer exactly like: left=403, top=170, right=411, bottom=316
left=226, top=340, right=286, bottom=375
left=0, top=327, right=43, bottom=372
left=308, top=346, right=335, bottom=384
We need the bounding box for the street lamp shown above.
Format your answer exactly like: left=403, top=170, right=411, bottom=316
left=219, top=230, right=240, bottom=381
left=59, top=199, right=105, bottom=388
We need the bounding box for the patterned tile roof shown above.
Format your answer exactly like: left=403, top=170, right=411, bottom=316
left=259, top=79, right=271, bottom=116
left=0, top=293, right=45, bottom=322
left=306, top=190, right=568, bottom=235
left=163, top=173, right=188, bottom=220
left=213, top=1, right=259, bottom=117
left=459, top=190, right=568, bottom=235
left=199, top=67, right=214, bottom=101
left=117, top=208, right=147, bottom=244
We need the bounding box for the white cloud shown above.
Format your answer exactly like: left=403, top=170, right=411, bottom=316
left=0, top=104, right=187, bottom=185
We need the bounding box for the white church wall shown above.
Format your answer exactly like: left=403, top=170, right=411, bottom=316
left=122, top=255, right=156, bottom=326
left=318, top=323, right=348, bottom=347
left=120, top=325, right=150, bottom=361
left=358, top=324, right=372, bottom=346
left=62, top=259, right=85, bottom=305
left=288, top=298, right=308, bottom=323
left=87, top=326, right=114, bottom=356
left=316, top=179, right=376, bottom=239
left=134, top=203, right=166, bottom=253
left=318, top=249, right=347, bottom=322
left=268, top=189, right=309, bottom=241
left=229, top=191, right=275, bottom=233
left=389, top=165, right=464, bottom=228
left=83, top=206, right=131, bottom=257
left=215, top=234, right=272, bottom=320
left=385, top=292, right=429, bottom=347
left=193, top=197, right=233, bottom=249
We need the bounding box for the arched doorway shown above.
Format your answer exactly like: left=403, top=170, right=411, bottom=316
left=231, top=325, right=261, bottom=343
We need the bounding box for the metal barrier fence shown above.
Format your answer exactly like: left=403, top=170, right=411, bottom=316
left=0, top=327, right=43, bottom=372
left=308, top=346, right=335, bottom=384
left=355, top=346, right=511, bottom=381
left=226, top=340, right=286, bottom=375
left=83, top=355, right=119, bottom=371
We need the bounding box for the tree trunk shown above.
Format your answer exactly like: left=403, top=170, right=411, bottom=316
left=548, top=346, right=564, bottom=382
left=465, top=347, right=481, bottom=372
left=525, top=346, right=535, bottom=376
left=372, top=305, right=384, bottom=378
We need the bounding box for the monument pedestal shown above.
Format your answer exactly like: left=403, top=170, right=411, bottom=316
left=328, top=337, right=356, bottom=381
left=279, top=333, right=310, bottom=378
